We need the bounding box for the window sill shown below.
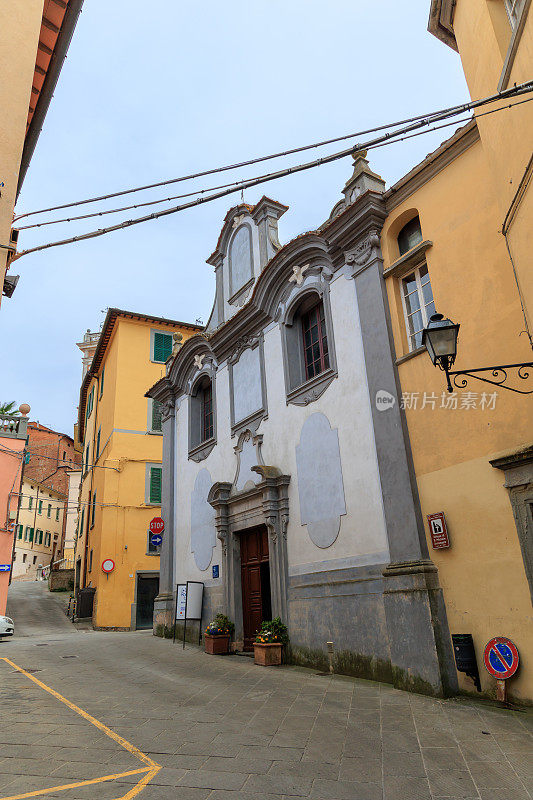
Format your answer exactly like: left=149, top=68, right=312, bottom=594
left=286, top=367, right=337, bottom=406
left=188, top=436, right=216, bottom=463
left=231, top=408, right=267, bottom=438
left=383, top=240, right=433, bottom=278
left=147, top=430, right=163, bottom=436
left=396, top=345, right=426, bottom=365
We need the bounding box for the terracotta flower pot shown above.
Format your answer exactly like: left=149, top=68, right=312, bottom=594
left=204, top=633, right=230, bottom=654
left=253, top=642, right=283, bottom=666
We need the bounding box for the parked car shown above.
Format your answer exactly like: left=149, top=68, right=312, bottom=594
left=0, top=615, right=14, bottom=638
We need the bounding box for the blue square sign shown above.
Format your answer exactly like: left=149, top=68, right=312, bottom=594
left=212, top=564, right=219, bottom=579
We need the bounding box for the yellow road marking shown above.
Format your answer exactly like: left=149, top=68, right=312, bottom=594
left=1, top=658, right=161, bottom=800
left=0, top=768, right=151, bottom=800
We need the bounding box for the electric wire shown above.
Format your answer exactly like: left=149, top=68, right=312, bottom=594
left=13, top=79, right=533, bottom=224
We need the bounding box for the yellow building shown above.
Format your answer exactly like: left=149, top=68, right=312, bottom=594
left=75, top=309, right=201, bottom=629
left=377, top=1, right=533, bottom=702
left=63, top=468, right=81, bottom=562
left=13, top=480, right=65, bottom=579
left=0, top=0, right=83, bottom=305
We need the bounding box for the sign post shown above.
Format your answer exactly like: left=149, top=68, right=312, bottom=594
left=173, top=582, right=204, bottom=648
left=483, top=636, right=519, bottom=704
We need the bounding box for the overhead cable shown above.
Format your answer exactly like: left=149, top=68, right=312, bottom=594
left=14, top=79, right=533, bottom=223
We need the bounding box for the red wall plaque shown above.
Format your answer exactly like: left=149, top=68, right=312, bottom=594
left=426, top=512, right=450, bottom=549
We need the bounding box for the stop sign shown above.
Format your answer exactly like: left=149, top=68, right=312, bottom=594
left=149, top=517, right=164, bottom=534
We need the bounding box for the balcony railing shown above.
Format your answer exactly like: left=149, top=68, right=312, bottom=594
left=0, top=414, right=28, bottom=439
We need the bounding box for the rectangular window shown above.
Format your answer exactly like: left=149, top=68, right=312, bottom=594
left=33, top=556, right=37, bottom=565
left=151, top=400, right=163, bottom=433
left=28, top=496, right=33, bottom=510
left=301, top=302, right=330, bottom=380
left=38, top=499, right=43, bottom=514
left=79, top=508, right=84, bottom=538
left=17, top=525, right=22, bottom=540
left=152, top=332, right=173, bottom=363
left=90, top=493, right=96, bottom=528
left=201, top=384, right=214, bottom=442
left=96, top=427, right=101, bottom=461
left=55, top=507, right=60, bottom=522
left=38, top=530, right=43, bottom=545
left=85, top=445, right=90, bottom=473
left=89, top=549, right=93, bottom=572
left=45, top=532, right=51, bottom=547
left=149, top=467, right=162, bottom=504
left=47, top=504, right=51, bottom=518
left=100, top=366, right=105, bottom=398
left=23, top=554, right=27, bottom=563
left=86, top=386, right=95, bottom=419
left=24, top=526, right=29, bottom=542
left=401, top=263, right=436, bottom=351
left=29, top=528, right=34, bottom=543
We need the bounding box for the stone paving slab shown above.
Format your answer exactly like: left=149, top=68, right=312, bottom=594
left=1, top=583, right=532, bottom=800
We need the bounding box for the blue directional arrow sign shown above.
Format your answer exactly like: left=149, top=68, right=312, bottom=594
left=150, top=533, right=163, bottom=548
left=0, top=564, right=11, bottom=573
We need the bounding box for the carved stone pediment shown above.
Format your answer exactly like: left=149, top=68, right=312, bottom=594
left=345, top=231, right=381, bottom=267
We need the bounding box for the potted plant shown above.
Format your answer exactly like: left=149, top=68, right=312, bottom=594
left=253, top=617, right=289, bottom=666
left=204, top=614, right=234, bottom=655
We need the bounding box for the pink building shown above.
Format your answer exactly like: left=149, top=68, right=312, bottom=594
left=0, top=413, right=28, bottom=614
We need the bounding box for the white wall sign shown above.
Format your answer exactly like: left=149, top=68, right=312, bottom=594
left=176, top=584, right=187, bottom=620
left=185, top=581, right=204, bottom=620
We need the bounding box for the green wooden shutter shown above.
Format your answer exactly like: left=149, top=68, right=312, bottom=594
left=38, top=499, right=42, bottom=513
left=100, top=367, right=105, bottom=397
left=149, top=467, right=162, bottom=504
left=38, top=530, right=43, bottom=545
left=80, top=509, right=84, bottom=536
left=29, top=528, right=34, bottom=542
left=17, top=525, right=22, bottom=539
left=153, top=332, right=172, bottom=363
left=29, top=496, right=33, bottom=510
left=96, top=428, right=101, bottom=460
left=151, top=400, right=163, bottom=432
left=55, top=508, right=59, bottom=521
left=91, top=493, right=96, bottom=527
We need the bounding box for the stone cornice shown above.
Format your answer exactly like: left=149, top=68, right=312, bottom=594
left=383, top=240, right=433, bottom=278
left=427, top=0, right=458, bottom=51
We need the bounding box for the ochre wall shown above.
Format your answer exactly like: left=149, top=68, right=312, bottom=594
left=0, top=1, right=43, bottom=307
left=382, top=131, right=533, bottom=702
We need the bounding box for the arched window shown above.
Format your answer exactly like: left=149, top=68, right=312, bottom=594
left=281, top=287, right=337, bottom=405
left=189, top=374, right=216, bottom=458
left=398, top=216, right=423, bottom=256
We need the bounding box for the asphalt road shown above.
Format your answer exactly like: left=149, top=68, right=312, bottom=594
left=0, top=582, right=532, bottom=800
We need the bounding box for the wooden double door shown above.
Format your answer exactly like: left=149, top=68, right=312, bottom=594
left=240, top=526, right=272, bottom=650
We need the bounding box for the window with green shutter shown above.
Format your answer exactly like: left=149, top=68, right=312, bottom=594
left=29, top=528, right=34, bottom=543
left=85, top=445, right=90, bottom=473
left=149, top=467, right=162, bottom=504
left=91, top=492, right=96, bottom=527
left=152, top=332, right=172, bottom=363
left=151, top=400, right=163, bottom=432
left=100, top=367, right=105, bottom=398
left=55, top=508, right=60, bottom=522
left=29, top=496, right=33, bottom=510
left=38, top=499, right=43, bottom=514
left=79, top=509, right=84, bottom=537
left=38, top=530, right=43, bottom=545
left=96, top=427, right=101, bottom=460
left=17, top=525, right=22, bottom=540
left=47, top=504, right=51, bottom=518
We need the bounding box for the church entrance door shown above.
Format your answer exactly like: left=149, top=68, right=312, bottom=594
left=239, top=526, right=271, bottom=650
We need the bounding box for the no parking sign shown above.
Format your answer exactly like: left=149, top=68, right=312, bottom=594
left=483, top=637, right=519, bottom=680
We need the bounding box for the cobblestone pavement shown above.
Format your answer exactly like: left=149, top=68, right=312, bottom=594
left=0, top=583, right=532, bottom=800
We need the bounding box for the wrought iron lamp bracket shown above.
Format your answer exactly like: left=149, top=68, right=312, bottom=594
left=445, top=362, right=533, bottom=394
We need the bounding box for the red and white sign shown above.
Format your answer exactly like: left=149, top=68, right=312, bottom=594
left=426, top=512, right=450, bottom=549
left=149, top=517, right=165, bottom=535
left=101, top=558, right=115, bottom=574
left=483, top=637, right=519, bottom=680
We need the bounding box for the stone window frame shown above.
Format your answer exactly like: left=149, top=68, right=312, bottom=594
left=228, top=335, right=268, bottom=438
left=280, top=275, right=338, bottom=407
left=145, top=463, right=163, bottom=506
left=228, top=223, right=254, bottom=301
left=147, top=397, right=163, bottom=436
left=188, top=367, right=217, bottom=463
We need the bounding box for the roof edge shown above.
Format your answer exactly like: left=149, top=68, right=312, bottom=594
left=428, top=0, right=458, bottom=52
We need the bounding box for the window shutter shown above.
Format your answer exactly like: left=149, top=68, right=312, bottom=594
left=29, top=496, right=33, bottom=510
left=153, top=332, right=172, bottom=363
left=91, top=493, right=96, bottom=527
left=96, top=428, right=101, bottom=460
left=80, top=509, right=84, bottom=536
left=100, top=367, right=105, bottom=397
left=151, top=400, right=163, bottom=432
left=150, top=467, right=162, bottom=504
left=29, top=528, right=34, bottom=542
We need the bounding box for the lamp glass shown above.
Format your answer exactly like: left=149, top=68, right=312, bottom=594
left=422, top=314, right=459, bottom=367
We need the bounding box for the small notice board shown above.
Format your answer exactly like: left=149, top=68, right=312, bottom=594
left=427, top=512, right=450, bottom=549
left=174, top=581, right=204, bottom=648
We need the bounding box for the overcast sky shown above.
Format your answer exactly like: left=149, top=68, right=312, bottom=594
left=1, top=0, right=468, bottom=434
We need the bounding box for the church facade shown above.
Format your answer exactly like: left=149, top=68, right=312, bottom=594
left=148, top=154, right=457, bottom=696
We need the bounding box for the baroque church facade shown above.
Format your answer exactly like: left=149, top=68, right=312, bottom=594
left=148, top=153, right=457, bottom=696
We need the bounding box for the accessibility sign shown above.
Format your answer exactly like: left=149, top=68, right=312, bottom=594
left=0, top=564, right=11, bottom=573
left=150, top=533, right=163, bottom=547
left=483, top=636, right=519, bottom=680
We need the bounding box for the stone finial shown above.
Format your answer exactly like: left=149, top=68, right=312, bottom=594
left=342, top=150, right=386, bottom=204
left=171, top=332, right=184, bottom=356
